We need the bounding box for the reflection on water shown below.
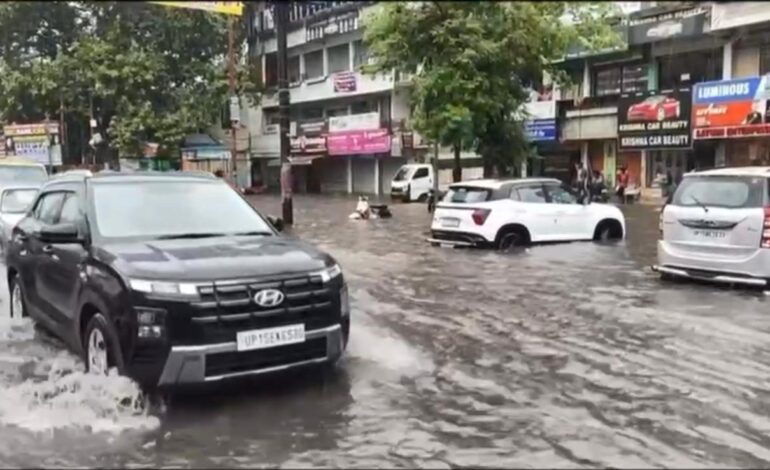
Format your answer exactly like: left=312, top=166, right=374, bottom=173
left=1, top=195, right=770, bottom=468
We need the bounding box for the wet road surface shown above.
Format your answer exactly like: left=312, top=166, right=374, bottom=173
left=2, top=196, right=770, bottom=468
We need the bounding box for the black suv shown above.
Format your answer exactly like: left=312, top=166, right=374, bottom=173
left=6, top=172, right=349, bottom=388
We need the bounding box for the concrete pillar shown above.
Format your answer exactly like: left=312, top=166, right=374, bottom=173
left=582, top=62, right=591, bottom=98
left=261, top=53, right=267, bottom=84
left=347, top=156, right=353, bottom=194
left=374, top=158, right=380, bottom=195
left=323, top=47, right=329, bottom=76
left=299, top=52, right=306, bottom=78
left=723, top=40, right=733, bottom=80
left=348, top=41, right=355, bottom=72
left=521, top=160, right=527, bottom=178
left=640, top=150, right=648, bottom=188
left=716, top=142, right=727, bottom=167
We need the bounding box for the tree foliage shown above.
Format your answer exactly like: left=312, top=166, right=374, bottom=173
left=363, top=1, right=622, bottom=179
left=0, top=1, right=260, bottom=162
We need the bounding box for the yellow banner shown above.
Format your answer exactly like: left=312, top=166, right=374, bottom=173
left=148, top=1, right=243, bottom=16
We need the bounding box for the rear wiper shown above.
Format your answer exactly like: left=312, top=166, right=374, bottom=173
left=689, top=195, right=709, bottom=213
left=231, top=230, right=273, bottom=237
left=154, top=232, right=226, bottom=240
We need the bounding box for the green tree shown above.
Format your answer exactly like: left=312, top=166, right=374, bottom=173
left=363, top=1, right=622, bottom=181
left=0, top=1, right=260, bottom=164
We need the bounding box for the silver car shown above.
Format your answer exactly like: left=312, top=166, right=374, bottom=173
left=653, top=167, right=770, bottom=287
left=0, top=185, right=39, bottom=255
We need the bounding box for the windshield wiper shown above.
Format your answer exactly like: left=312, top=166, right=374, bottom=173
left=154, top=232, right=227, bottom=240
left=689, top=195, right=709, bottom=213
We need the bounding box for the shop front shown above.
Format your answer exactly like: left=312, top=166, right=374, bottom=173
left=560, top=104, right=618, bottom=185
left=3, top=122, right=62, bottom=169
left=692, top=74, right=770, bottom=167
left=617, top=87, right=693, bottom=187
left=289, top=119, right=328, bottom=193
left=325, top=112, right=397, bottom=195
left=524, top=97, right=558, bottom=178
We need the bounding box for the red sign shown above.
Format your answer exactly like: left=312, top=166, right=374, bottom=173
left=327, top=129, right=390, bottom=155
left=694, top=124, right=770, bottom=139
left=692, top=76, right=770, bottom=139
left=333, top=71, right=357, bottom=93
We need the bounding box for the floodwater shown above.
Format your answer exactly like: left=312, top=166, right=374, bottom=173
left=2, top=195, right=770, bottom=468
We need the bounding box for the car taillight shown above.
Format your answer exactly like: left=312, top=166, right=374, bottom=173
left=762, top=207, right=770, bottom=248
left=472, top=209, right=490, bottom=226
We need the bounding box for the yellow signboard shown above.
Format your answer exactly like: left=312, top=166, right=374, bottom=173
left=148, top=1, right=243, bottom=16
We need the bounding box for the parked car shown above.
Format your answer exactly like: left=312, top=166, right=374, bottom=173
left=428, top=178, right=625, bottom=249
left=6, top=171, right=349, bottom=388
left=0, top=157, right=48, bottom=188
left=627, top=95, right=681, bottom=122
left=653, top=166, right=770, bottom=287
left=0, top=185, right=39, bottom=256
left=390, top=163, right=434, bottom=202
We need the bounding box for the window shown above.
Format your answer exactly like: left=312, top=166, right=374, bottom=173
left=301, top=107, right=324, bottom=120
left=326, top=107, right=348, bottom=118
left=594, top=67, right=622, bottom=96
left=288, top=55, right=301, bottom=83
left=1, top=188, right=38, bottom=214
left=353, top=40, right=369, bottom=69
left=34, top=192, right=66, bottom=225
left=264, top=52, right=277, bottom=88
left=515, top=185, right=546, bottom=203
left=351, top=100, right=375, bottom=114
left=443, top=187, right=491, bottom=203
left=760, top=45, right=770, bottom=75
left=622, top=64, right=648, bottom=93
left=327, top=43, right=350, bottom=74
left=546, top=184, right=578, bottom=204
left=91, top=181, right=273, bottom=239
left=658, top=50, right=722, bottom=90
left=59, top=193, right=83, bottom=225
left=672, top=175, right=765, bottom=209
left=304, top=50, right=324, bottom=79
left=413, top=168, right=429, bottom=179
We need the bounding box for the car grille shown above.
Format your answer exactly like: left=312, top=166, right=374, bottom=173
left=170, top=274, right=339, bottom=345
left=204, top=337, right=327, bottom=377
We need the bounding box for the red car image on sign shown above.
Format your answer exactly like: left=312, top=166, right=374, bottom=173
left=627, top=95, right=681, bottom=122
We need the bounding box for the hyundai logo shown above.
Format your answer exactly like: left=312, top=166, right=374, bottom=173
left=254, top=289, right=285, bottom=308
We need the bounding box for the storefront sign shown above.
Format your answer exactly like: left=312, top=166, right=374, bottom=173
left=333, top=72, right=357, bottom=93
left=328, top=112, right=380, bottom=133
left=148, top=2, right=243, bottom=16
left=617, top=88, right=692, bottom=150
left=3, top=122, right=61, bottom=165
left=692, top=75, right=770, bottom=140
left=627, top=7, right=707, bottom=45
left=290, top=119, right=327, bottom=155
left=711, top=2, right=770, bottom=31
left=327, top=129, right=390, bottom=156
left=526, top=120, right=557, bottom=142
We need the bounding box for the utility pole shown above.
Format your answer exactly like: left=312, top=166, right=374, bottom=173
left=227, top=16, right=239, bottom=187
left=275, top=1, right=293, bottom=225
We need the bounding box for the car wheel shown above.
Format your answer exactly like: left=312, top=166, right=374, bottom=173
left=496, top=228, right=528, bottom=251
left=83, top=313, right=124, bottom=376
left=9, top=274, right=27, bottom=319
left=657, top=107, right=665, bottom=121
left=417, top=193, right=428, bottom=203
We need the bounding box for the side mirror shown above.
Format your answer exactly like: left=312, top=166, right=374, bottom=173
left=267, top=215, right=284, bottom=232
left=39, top=223, right=81, bottom=244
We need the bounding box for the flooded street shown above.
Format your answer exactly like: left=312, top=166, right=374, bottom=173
left=3, top=195, right=770, bottom=468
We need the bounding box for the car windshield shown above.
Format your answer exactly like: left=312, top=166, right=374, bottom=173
left=442, top=186, right=491, bottom=203
left=91, top=180, right=274, bottom=239
left=0, top=188, right=38, bottom=213
left=0, top=165, right=47, bottom=183
left=393, top=167, right=413, bottom=182
left=672, top=175, right=765, bottom=209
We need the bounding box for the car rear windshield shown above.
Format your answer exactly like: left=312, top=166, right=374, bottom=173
left=0, top=165, right=47, bottom=183
left=442, top=186, right=492, bottom=203
left=672, top=175, right=766, bottom=209
left=91, top=180, right=273, bottom=239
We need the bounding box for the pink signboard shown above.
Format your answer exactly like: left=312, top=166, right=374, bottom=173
left=327, top=129, right=391, bottom=155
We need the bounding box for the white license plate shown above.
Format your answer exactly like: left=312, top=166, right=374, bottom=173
left=440, top=217, right=460, bottom=228
left=693, top=229, right=727, bottom=239
left=236, top=324, right=305, bottom=352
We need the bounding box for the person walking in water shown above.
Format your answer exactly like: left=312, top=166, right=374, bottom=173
left=616, top=166, right=630, bottom=204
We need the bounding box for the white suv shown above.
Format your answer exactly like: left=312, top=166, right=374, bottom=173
left=654, top=166, right=770, bottom=287
left=428, top=178, right=626, bottom=249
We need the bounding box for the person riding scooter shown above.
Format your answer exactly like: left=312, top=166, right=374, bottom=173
left=591, top=170, right=609, bottom=203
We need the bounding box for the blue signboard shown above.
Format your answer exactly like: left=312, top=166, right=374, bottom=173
left=693, top=76, right=768, bottom=104
left=525, top=119, right=556, bottom=142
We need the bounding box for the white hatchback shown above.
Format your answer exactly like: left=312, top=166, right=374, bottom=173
left=427, top=178, right=626, bottom=249
left=654, top=167, right=770, bottom=287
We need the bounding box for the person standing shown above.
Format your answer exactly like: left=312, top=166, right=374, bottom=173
left=616, top=166, right=630, bottom=203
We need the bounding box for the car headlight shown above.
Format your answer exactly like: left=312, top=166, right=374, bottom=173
left=128, top=279, right=199, bottom=296
left=314, top=264, right=342, bottom=283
